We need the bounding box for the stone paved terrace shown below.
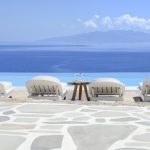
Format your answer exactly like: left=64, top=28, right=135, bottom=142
left=0, top=102, right=150, bottom=150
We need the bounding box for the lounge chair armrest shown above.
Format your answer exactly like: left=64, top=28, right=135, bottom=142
left=61, top=82, right=68, bottom=94
left=139, top=82, right=143, bottom=90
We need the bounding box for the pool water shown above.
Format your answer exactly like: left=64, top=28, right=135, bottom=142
left=0, top=72, right=150, bottom=86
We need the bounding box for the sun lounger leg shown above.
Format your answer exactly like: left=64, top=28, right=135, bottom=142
left=83, top=84, right=90, bottom=101
left=79, top=84, right=82, bottom=100
left=72, top=84, right=78, bottom=100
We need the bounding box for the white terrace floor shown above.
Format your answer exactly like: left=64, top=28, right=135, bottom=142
left=0, top=102, right=150, bottom=150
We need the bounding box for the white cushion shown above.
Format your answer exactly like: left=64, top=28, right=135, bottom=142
left=0, top=82, right=12, bottom=90
left=0, top=82, right=13, bottom=94
left=140, top=77, right=150, bottom=95
left=90, top=78, right=125, bottom=87
left=26, top=76, right=67, bottom=97
left=33, top=76, right=60, bottom=83
left=89, top=78, right=125, bottom=97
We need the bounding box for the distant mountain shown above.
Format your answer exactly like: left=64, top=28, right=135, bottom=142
left=1, top=30, right=150, bottom=49
left=38, top=30, right=150, bottom=47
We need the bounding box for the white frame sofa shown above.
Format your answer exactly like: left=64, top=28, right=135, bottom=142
left=0, top=82, right=14, bottom=96
left=26, top=76, right=68, bottom=100
left=138, top=77, right=150, bottom=101
left=89, top=78, right=125, bottom=101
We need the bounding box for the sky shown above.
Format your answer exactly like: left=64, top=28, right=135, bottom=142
left=0, top=0, right=150, bottom=42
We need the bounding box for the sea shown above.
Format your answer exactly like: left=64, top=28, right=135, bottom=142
left=0, top=45, right=150, bottom=86
left=0, top=45, right=150, bottom=72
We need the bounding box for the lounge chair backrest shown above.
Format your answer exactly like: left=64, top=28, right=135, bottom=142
left=141, top=78, right=150, bottom=95
left=26, top=76, right=63, bottom=96
left=89, top=78, right=125, bottom=97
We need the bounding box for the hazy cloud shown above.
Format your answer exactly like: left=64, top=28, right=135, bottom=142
left=79, top=14, right=100, bottom=28
left=95, top=14, right=100, bottom=19
left=101, top=16, right=114, bottom=28
left=79, top=14, right=150, bottom=31
left=84, top=20, right=98, bottom=28
left=77, top=18, right=82, bottom=22
left=110, top=14, right=150, bottom=30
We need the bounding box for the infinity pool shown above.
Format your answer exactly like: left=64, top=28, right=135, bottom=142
left=0, top=72, right=150, bottom=86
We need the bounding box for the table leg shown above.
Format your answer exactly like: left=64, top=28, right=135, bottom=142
left=83, top=84, right=90, bottom=101
left=79, top=84, right=82, bottom=100
left=72, top=84, right=78, bottom=100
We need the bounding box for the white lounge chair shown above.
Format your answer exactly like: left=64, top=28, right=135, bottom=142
left=89, top=78, right=125, bottom=100
left=138, top=77, right=150, bottom=101
left=26, top=76, right=68, bottom=100
left=0, top=82, right=14, bottom=96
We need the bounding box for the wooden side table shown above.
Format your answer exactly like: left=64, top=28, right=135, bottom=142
left=68, top=80, right=90, bottom=101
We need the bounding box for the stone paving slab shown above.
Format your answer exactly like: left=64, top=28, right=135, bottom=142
left=13, top=118, right=39, bottom=123
left=17, top=104, right=81, bottom=114
left=116, top=148, right=148, bottom=150
left=110, top=117, right=139, bottom=122
left=126, top=142, right=150, bottom=148
left=68, top=124, right=136, bottom=150
left=31, top=135, right=63, bottom=150
left=92, top=111, right=129, bottom=117
left=0, top=123, right=35, bottom=130
left=0, top=102, right=149, bottom=150
left=0, top=135, right=25, bottom=150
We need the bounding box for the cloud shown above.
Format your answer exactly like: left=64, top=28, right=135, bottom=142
left=84, top=20, right=98, bottom=28
left=110, top=14, right=150, bottom=30
left=77, top=18, right=82, bottom=22
left=101, top=16, right=113, bottom=28
left=79, top=14, right=150, bottom=32
left=94, top=14, right=100, bottom=19
left=79, top=14, right=100, bottom=28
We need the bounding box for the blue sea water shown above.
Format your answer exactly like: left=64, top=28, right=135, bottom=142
left=0, top=46, right=150, bottom=72
left=0, top=45, right=150, bottom=86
